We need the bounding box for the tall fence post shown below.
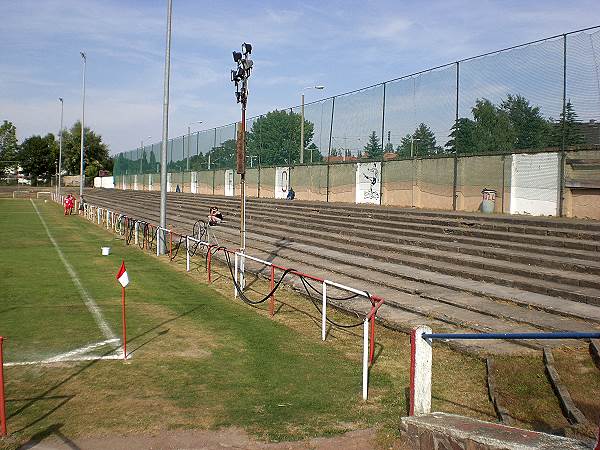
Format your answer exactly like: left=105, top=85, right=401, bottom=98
left=410, top=325, right=432, bottom=416
left=452, top=61, right=460, bottom=211
left=380, top=82, right=387, bottom=204
left=558, top=33, right=567, bottom=217
left=326, top=97, right=335, bottom=203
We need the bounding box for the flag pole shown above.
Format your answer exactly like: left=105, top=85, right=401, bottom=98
left=122, top=286, right=127, bottom=361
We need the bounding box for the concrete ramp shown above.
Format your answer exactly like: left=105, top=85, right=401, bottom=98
left=400, top=412, right=590, bottom=449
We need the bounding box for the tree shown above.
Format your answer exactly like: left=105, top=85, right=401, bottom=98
left=363, top=131, right=382, bottom=159
left=0, top=120, right=19, bottom=177
left=18, top=133, right=58, bottom=184
left=445, top=118, right=477, bottom=154
left=246, top=110, right=315, bottom=166
left=550, top=101, right=584, bottom=147
left=412, top=123, right=438, bottom=156
left=396, top=134, right=413, bottom=158
left=471, top=99, right=515, bottom=153
left=61, top=121, right=111, bottom=175
left=384, top=141, right=394, bottom=152
left=396, top=124, right=439, bottom=157
left=500, top=94, right=550, bottom=149
left=210, top=139, right=236, bottom=169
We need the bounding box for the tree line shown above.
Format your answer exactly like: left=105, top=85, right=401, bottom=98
left=360, top=95, right=584, bottom=160
left=0, top=121, right=112, bottom=185
left=115, top=94, right=587, bottom=174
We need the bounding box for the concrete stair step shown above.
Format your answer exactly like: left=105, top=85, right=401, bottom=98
left=85, top=191, right=600, bottom=317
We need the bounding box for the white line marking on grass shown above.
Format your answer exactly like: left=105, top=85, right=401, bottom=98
left=52, top=338, right=120, bottom=361
left=5, top=353, right=126, bottom=367
left=30, top=199, right=118, bottom=342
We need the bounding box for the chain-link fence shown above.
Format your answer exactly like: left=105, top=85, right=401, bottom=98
left=113, top=27, right=600, bottom=204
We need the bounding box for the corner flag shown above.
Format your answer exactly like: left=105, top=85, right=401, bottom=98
left=116, top=260, right=129, bottom=288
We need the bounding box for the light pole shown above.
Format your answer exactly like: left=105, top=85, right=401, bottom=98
left=79, top=52, right=86, bottom=198
left=231, top=42, right=253, bottom=289
left=187, top=121, right=202, bottom=171
left=411, top=138, right=420, bottom=158
left=57, top=97, right=64, bottom=197
left=159, top=0, right=173, bottom=255
left=246, top=155, right=257, bottom=168
left=140, top=136, right=151, bottom=174
left=300, top=85, right=325, bottom=164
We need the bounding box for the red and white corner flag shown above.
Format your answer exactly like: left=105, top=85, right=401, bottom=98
left=116, top=260, right=129, bottom=288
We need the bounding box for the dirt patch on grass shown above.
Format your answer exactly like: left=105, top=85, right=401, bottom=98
left=126, top=303, right=218, bottom=361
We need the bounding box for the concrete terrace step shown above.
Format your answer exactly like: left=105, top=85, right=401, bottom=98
left=87, top=191, right=600, bottom=305
left=94, top=192, right=600, bottom=257
left=84, top=192, right=600, bottom=334
left=121, top=191, right=600, bottom=254
left=93, top=188, right=600, bottom=234
left=231, top=206, right=600, bottom=275
left=85, top=189, right=600, bottom=310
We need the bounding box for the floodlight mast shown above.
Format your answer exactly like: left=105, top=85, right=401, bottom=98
left=231, top=42, right=253, bottom=289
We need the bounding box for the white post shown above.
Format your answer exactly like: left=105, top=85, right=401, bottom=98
left=134, top=222, right=139, bottom=245
left=322, top=281, right=327, bottom=341
left=234, top=252, right=239, bottom=298
left=240, top=253, right=245, bottom=291
left=410, top=325, right=433, bottom=416
left=106, top=210, right=110, bottom=229
left=362, top=318, right=369, bottom=400
left=186, top=236, right=190, bottom=271
left=156, top=228, right=160, bottom=256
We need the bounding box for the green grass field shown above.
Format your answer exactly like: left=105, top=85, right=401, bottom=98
left=1, top=199, right=404, bottom=448
left=1, top=198, right=598, bottom=448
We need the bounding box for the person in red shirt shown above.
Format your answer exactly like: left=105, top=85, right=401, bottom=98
left=64, top=194, right=74, bottom=215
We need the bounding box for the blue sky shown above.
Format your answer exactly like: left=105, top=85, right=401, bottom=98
left=1, top=0, right=599, bottom=155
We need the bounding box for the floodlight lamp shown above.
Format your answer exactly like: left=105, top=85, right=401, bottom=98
left=233, top=51, right=242, bottom=62
left=242, top=42, right=252, bottom=54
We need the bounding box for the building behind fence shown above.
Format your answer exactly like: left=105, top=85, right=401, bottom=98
left=111, top=26, right=600, bottom=219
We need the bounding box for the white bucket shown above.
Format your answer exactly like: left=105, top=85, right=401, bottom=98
left=101, top=247, right=111, bottom=256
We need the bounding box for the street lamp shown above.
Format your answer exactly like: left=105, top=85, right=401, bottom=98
left=411, top=138, right=421, bottom=158
left=57, top=97, right=64, bottom=197
left=187, top=121, right=202, bottom=171
left=79, top=51, right=86, bottom=198
left=300, top=85, right=325, bottom=164
left=140, top=135, right=151, bottom=173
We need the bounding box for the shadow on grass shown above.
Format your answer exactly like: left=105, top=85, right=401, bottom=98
left=432, top=393, right=495, bottom=417
left=7, top=306, right=200, bottom=435
left=18, top=422, right=80, bottom=450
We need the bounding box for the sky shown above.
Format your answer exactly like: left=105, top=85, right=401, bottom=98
left=1, top=0, right=599, bottom=155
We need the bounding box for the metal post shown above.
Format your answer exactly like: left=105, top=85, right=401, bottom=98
left=322, top=282, right=327, bottom=341
left=187, top=126, right=190, bottom=171
left=234, top=252, right=239, bottom=298
left=452, top=61, right=460, bottom=211
left=326, top=97, right=335, bottom=202
left=79, top=52, right=86, bottom=198
left=362, top=319, right=369, bottom=400
left=57, top=98, right=64, bottom=197
left=159, top=0, right=173, bottom=254
left=300, top=93, right=305, bottom=164
left=186, top=236, right=190, bottom=271
left=558, top=34, right=567, bottom=217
